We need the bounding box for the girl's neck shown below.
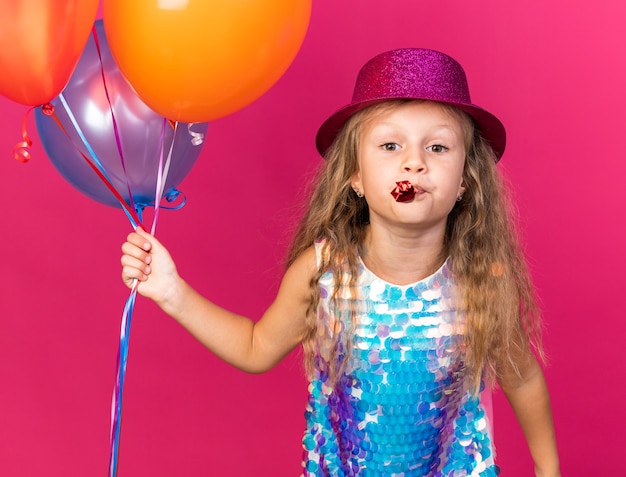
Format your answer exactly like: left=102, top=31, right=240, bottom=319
left=359, top=224, right=446, bottom=286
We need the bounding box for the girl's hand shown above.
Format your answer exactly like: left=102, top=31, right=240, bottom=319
left=120, top=227, right=181, bottom=309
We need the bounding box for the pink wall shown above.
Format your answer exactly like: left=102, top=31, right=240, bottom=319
left=1, top=1, right=624, bottom=475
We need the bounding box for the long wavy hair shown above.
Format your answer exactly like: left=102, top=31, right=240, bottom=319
left=287, top=100, right=542, bottom=392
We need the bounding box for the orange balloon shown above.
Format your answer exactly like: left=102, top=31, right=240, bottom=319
left=0, top=0, right=99, bottom=106
left=103, top=0, right=311, bottom=122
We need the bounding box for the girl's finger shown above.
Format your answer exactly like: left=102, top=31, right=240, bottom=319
left=125, top=231, right=152, bottom=251
left=120, top=254, right=151, bottom=275
left=121, top=241, right=152, bottom=263
left=121, top=263, right=149, bottom=283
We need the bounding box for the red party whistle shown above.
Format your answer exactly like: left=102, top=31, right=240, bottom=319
left=391, top=181, right=415, bottom=202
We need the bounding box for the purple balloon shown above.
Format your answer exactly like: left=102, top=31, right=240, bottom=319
left=35, top=20, right=207, bottom=209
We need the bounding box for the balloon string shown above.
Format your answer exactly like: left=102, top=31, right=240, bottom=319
left=97, top=28, right=200, bottom=477
left=13, top=107, right=36, bottom=163
left=108, top=279, right=138, bottom=477
left=57, top=94, right=110, bottom=178
left=91, top=24, right=138, bottom=215
left=150, top=119, right=167, bottom=234
left=107, top=119, right=176, bottom=474
left=151, top=119, right=177, bottom=234
left=49, top=100, right=142, bottom=228
left=187, top=123, right=206, bottom=146
left=163, top=190, right=187, bottom=210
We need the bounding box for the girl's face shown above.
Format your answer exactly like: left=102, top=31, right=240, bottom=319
left=352, top=101, right=467, bottom=235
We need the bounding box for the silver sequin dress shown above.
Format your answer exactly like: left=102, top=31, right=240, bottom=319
left=301, top=243, right=498, bottom=476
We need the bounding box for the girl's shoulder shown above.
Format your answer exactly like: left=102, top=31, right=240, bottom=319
left=287, top=244, right=319, bottom=280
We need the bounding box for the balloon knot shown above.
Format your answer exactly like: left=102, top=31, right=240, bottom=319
left=41, top=103, right=55, bottom=116
left=164, top=189, right=181, bottom=202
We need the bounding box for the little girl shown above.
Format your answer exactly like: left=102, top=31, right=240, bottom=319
left=121, top=48, right=560, bottom=476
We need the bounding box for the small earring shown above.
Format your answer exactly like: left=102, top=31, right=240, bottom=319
left=354, top=189, right=364, bottom=198
left=456, top=193, right=463, bottom=202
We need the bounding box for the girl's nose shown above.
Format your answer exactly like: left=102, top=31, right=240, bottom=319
left=402, top=148, right=426, bottom=173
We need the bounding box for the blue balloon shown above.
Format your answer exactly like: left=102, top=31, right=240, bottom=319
left=35, top=20, right=207, bottom=209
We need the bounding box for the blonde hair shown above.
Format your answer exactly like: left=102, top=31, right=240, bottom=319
left=288, top=100, right=542, bottom=391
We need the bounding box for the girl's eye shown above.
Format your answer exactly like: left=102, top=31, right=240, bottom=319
left=427, top=144, right=448, bottom=153
left=381, top=143, right=400, bottom=151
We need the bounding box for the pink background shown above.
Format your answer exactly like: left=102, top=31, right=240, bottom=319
left=1, top=1, right=625, bottom=475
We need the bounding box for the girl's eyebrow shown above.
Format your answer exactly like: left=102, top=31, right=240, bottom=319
left=371, top=122, right=461, bottom=136
left=371, top=117, right=460, bottom=128
left=424, top=124, right=461, bottom=133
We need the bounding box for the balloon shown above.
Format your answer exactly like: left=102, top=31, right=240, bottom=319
left=0, top=0, right=99, bottom=106
left=35, top=21, right=208, bottom=209
left=102, top=0, right=311, bottom=122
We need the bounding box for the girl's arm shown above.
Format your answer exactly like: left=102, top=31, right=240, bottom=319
left=121, top=227, right=314, bottom=373
left=497, top=351, right=561, bottom=477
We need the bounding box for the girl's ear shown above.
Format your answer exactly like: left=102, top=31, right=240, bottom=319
left=458, top=179, right=466, bottom=197
left=351, top=171, right=362, bottom=195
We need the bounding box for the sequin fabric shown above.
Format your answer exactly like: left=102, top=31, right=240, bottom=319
left=302, top=243, right=498, bottom=476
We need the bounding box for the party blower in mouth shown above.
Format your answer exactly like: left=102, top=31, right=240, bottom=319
left=391, top=180, right=416, bottom=202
